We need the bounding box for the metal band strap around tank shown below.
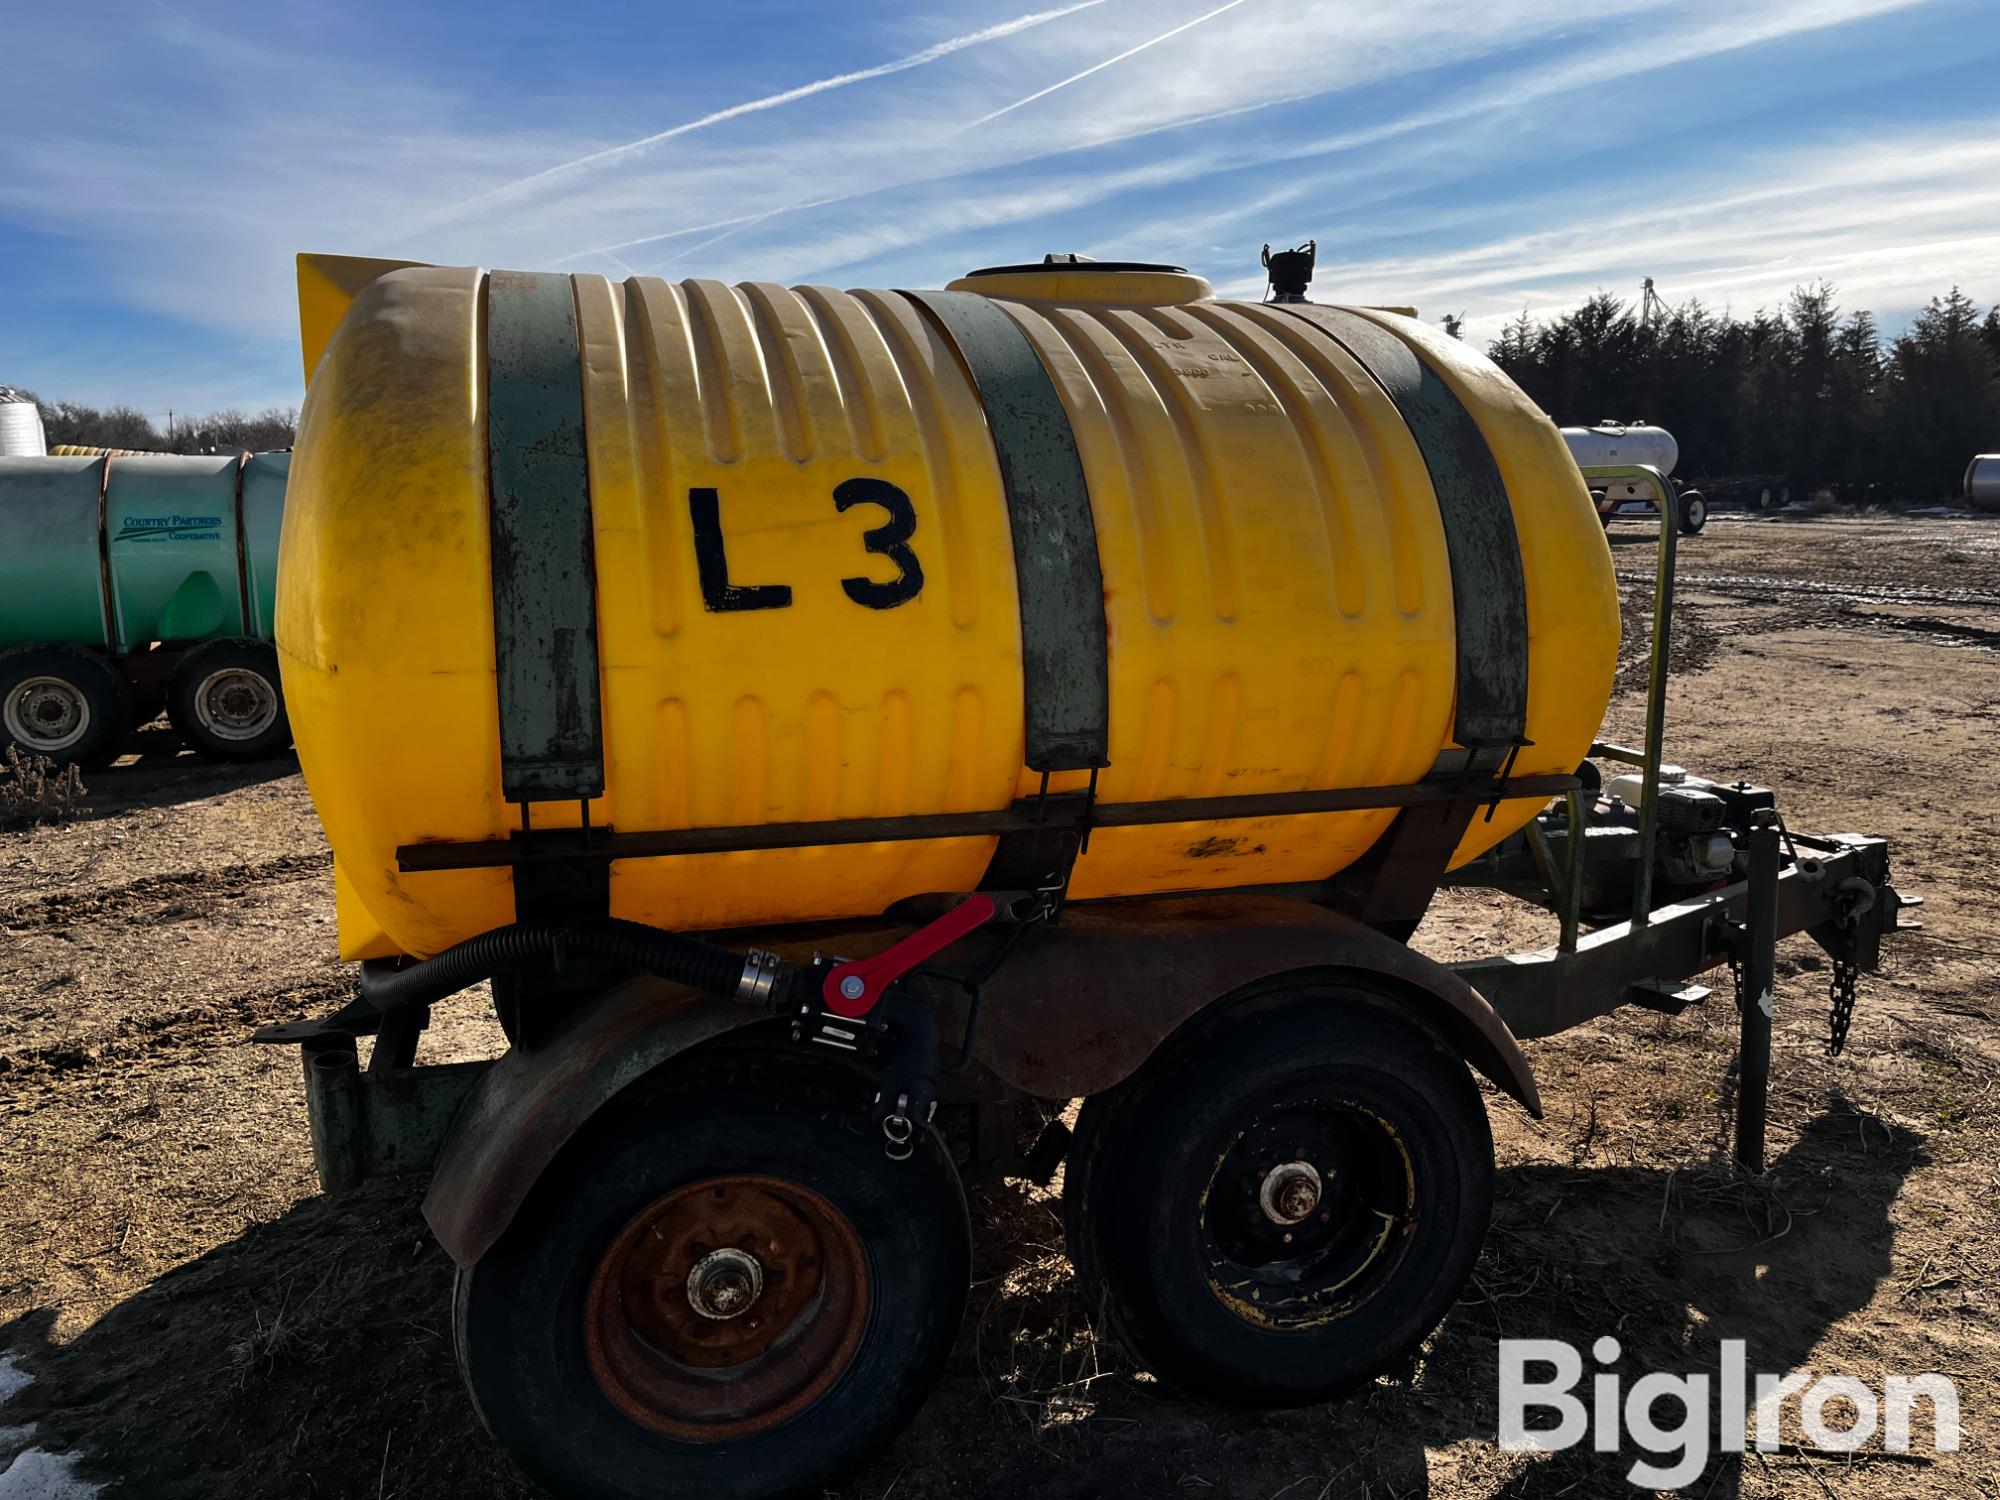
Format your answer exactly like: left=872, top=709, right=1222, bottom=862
left=230, top=453, right=253, bottom=639
left=901, top=290, right=1110, bottom=775
left=1273, top=305, right=1530, bottom=753
left=394, top=288, right=1579, bottom=892
left=93, top=456, right=118, bottom=649
left=485, top=269, right=606, bottom=804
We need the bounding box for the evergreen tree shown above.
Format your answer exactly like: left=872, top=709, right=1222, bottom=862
left=1879, top=289, right=2000, bottom=498
left=1487, top=282, right=2000, bottom=501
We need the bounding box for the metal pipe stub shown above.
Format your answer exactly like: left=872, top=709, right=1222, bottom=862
left=1734, top=814, right=1781, bottom=1174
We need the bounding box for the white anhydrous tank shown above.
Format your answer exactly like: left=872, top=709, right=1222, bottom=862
left=0, top=389, right=46, bottom=458
left=1560, top=423, right=1678, bottom=474
left=1965, top=455, right=2000, bottom=513
left=1561, top=423, right=1678, bottom=506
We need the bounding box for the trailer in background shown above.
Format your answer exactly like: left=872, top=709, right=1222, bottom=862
left=1965, top=454, right=2000, bottom=513
left=0, top=451, right=291, bottom=766
left=1561, top=422, right=1709, bottom=534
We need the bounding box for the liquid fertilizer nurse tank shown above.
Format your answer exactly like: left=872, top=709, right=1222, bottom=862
left=279, top=253, right=1618, bottom=961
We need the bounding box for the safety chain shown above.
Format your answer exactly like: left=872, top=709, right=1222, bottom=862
left=1827, top=957, right=1860, bottom=1057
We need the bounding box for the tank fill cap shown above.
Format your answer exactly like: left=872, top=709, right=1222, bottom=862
left=961, top=253, right=1190, bottom=277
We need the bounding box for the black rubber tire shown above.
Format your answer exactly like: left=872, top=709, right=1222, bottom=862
left=454, top=1044, right=970, bottom=1500
left=166, top=638, right=291, bottom=759
left=0, top=643, right=133, bottom=769
left=1064, top=982, right=1493, bottom=1408
left=1678, top=492, right=1708, bottom=535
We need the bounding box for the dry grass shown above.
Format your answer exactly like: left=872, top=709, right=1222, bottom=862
left=3, top=511, right=2000, bottom=1497
left=0, top=746, right=85, bottom=829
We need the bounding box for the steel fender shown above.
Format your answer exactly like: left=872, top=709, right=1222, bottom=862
left=973, top=895, right=1542, bottom=1116
left=423, top=976, right=763, bottom=1267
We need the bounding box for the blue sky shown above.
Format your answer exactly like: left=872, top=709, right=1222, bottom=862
left=4, top=0, right=1998, bottom=418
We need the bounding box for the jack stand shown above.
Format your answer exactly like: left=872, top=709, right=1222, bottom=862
left=1734, top=813, right=1781, bottom=1173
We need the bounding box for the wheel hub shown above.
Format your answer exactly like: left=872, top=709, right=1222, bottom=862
left=1200, top=1097, right=1417, bottom=1329
left=1258, top=1160, right=1323, bottom=1225
left=584, top=1175, right=869, bottom=1441
left=685, top=1246, right=764, bottom=1320
left=193, top=668, right=278, bottom=740
left=5, top=677, right=88, bottom=753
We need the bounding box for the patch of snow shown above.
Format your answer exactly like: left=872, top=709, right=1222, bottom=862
left=0, top=1450, right=99, bottom=1500
left=0, top=1358, right=101, bottom=1498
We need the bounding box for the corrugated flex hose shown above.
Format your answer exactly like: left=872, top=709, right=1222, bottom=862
left=357, top=918, right=753, bottom=1015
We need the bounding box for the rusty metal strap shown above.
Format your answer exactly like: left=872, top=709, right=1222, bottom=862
left=486, top=270, right=605, bottom=802
left=1275, top=306, right=1529, bottom=750
left=394, top=773, right=1580, bottom=871
left=903, top=289, right=1108, bottom=773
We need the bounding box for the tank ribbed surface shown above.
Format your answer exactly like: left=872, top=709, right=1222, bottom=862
left=279, top=261, right=1620, bottom=959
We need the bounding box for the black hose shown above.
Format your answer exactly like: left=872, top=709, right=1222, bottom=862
left=357, top=918, right=752, bottom=1015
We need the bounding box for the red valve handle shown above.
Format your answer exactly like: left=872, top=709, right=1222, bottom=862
left=823, top=893, right=998, bottom=1018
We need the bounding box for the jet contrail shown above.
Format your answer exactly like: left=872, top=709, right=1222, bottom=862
left=452, top=0, right=1112, bottom=214
left=962, top=0, right=1253, bottom=130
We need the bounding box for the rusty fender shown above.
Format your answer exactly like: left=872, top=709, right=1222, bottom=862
left=424, top=975, right=765, bottom=1268
left=426, top=895, right=1537, bottom=1268
left=971, top=894, right=1540, bottom=1112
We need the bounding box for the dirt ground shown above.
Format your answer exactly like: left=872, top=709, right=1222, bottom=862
left=2, top=508, right=1997, bottom=1499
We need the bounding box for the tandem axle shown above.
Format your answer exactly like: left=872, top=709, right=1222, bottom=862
left=252, top=464, right=1908, bottom=1499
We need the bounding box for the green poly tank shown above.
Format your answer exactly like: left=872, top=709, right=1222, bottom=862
left=0, top=457, right=107, bottom=646
left=240, top=452, right=290, bottom=637
left=0, top=453, right=291, bottom=652
left=105, top=455, right=249, bottom=647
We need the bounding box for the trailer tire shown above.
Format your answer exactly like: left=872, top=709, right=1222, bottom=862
left=167, top=639, right=291, bottom=759
left=1065, top=981, right=1492, bottom=1407
left=453, top=1043, right=969, bottom=1500
left=1678, top=492, right=1708, bottom=535
left=0, top=643, right=132, bottom=768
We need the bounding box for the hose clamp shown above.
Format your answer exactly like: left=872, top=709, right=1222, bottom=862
left=737, top=948, right=782, bottom=1008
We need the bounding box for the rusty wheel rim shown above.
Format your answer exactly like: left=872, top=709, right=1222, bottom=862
left=585, top=1175, right=869, bottom=1441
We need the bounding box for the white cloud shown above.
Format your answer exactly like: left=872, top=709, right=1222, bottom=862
left=433, top=0, right=1115, bottom=223
left=0, top=0, right=1979, bottom=409
left=1279, top=131, right=2000, bottom=343
left=960, top=0, right=1254, bottom=129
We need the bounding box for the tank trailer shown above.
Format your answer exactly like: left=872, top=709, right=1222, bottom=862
left=254, top=251, right=1907, bottom=1500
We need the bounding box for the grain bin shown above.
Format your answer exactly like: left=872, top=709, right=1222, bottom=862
left=282, top=255, right=1619, bottom=962
left=0, top=388, right=46, bottom=457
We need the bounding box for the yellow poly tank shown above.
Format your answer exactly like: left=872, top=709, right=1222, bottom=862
left=280, top=254, right=1618, bottom=960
